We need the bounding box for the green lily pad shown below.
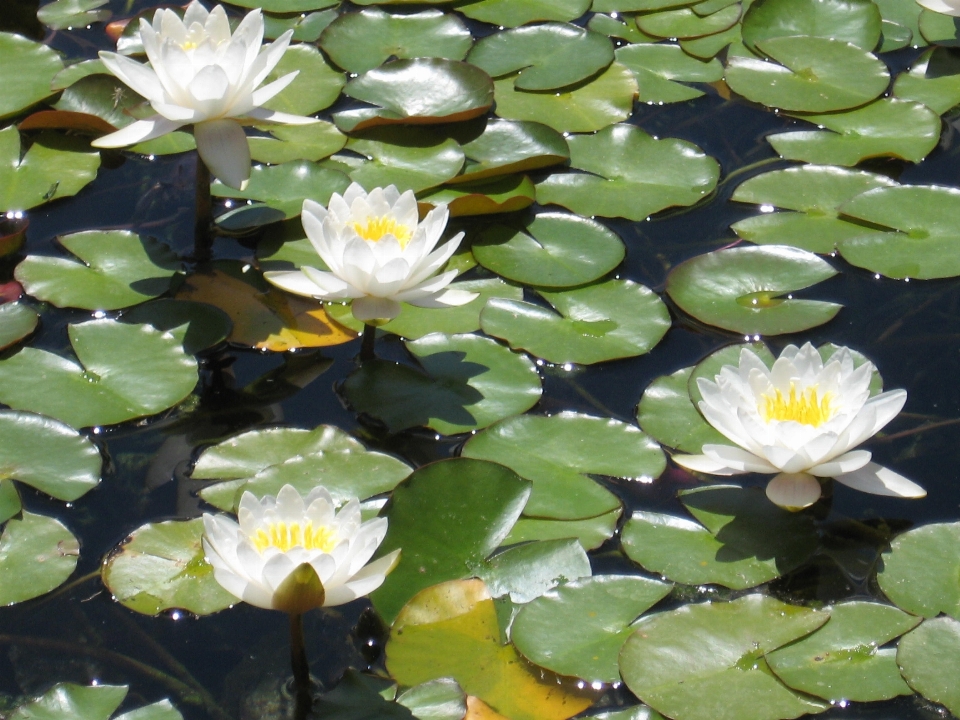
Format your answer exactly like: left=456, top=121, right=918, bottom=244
left=0, top=126, right=100, bottom=212
left=261, top=43, right=344, bottom=116
left=102, top=517, right=236, bottom=616
left=893, top=48, right=960, bottom=115
left=591, top=709, right=667, bottom=720
left=37, top=0, right=111, bottom=30
left=479, top=279, right=670, bottom=365
left=665, top=244, right=841, bottom=335
left=450, top=119, right=569, bottom=184
left=118, top=299, right=232, bottom=355
left=491, top=62, right=637, bottom=133
left=731, top=165, right=898, bottom=253
left=0, top=511, right=79, bottom=606
left=619, top=595, right=830, bottom=720
left=263, top=9, right=338, bottom=43
left=54, top=74, right=141, bottom=131
left=224, top=0, right=337, bottom=9
left=463, top=412, right=663, bottom=520
left=897, top=617, right=960, bottom=717
left=467, top=23, right=613, bottom=91
left=767, top=601, right=919, bottom=702
left=248, top=122, right=346, bottom=165
left=588, top=13, right=661, bottom=42
left=0, top=410, right=100, bottom=504
left=536, top=124, right=719, bottom=220
left=0, top=320, right=198, bottom=429
left=418, top=175, right=537, bottom=216
left=918, top=7, right=960, bottom=45
left=192, top=424, right=412, bottom=512
left=837, top=185, right=960, bottom=279
left=211, top=161, right=351, bottom=218
left=512, top=575, right=672, bottom=683
left=502, top=508, right=622, bottom=550
left=472, top=212, right=625, bottom=288
left=593, top=0, right=699, bottom=11
left=636, top=367, right=729, bottom=454
left=680, top=24, right=742, bottom=58
left=342, top=127, right=465, bottom=194
left=478, top=538, right=591, bottom=603
left=636, top=3, right=742, bottom=39
left=15, top=230, right=178, bottom=311
left=767, top=99, right=940, bottom=166
left=740, top=0, right=882, bottom=52
left=342, top=333, right=542, bottom=436
left=0, top=480, right=20, bottom=525
left=0, top=32, right=63, bottom=120
left=10, top=684, right=182, bottom=720
left=51, top=59, right=106, bottom=91
left=371, top=458, right=531, bottom=623
left=336, top=58, right=494, bottom=132
left=725, top=36, right=889, bottom=112
left=456, top=0, right=592, bottom=27
left=0, top=302, right=38, bottom=350
left=616, top=43, right=723, bottom=103
left=319, top=9, right=472, bottom=74
left=877, top=522, right=960, bottom=619
left=874, top=0, right=924, bottom=48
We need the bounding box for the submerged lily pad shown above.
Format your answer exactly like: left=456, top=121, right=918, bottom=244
left=665, top=244, right=841, bottom=335
left=456, top=0, right=592, bottom=27
left=102, top=518, right=236, bottom=616
left=473, top=213, right=624, bottom=288
left=0, top=32, right=63, bottom=120
left=342, top=333, right=542, bottom=435
left=0, top=320, right=198, bottom=429
left=0, top=302, right=38, bottom=350
left=740, top=0, right=882, bottom=52
left=897, top=617, right=960, bottom=717
left=536, top=124, right=719, bottom=220
left=463, top=412, right=663, bottom=520
left=616, top=43, right=724, bottom=103
left=512, top=575, right=672, bottom=683
left=731, top=165, right=898, bottom=253
left=480, top=279, right=671, bottom=365
left=877, top=522, right=960, bottom=619
left=619, top=595, right=829, bottom=720
left=0, top=511, right=79, bottom=606
left=211, top=161, right=351, bottom=218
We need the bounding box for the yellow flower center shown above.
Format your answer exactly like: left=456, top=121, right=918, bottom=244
left=759, top=383, right=835, bottom=427
left=351, top=216, right=413, bottom=247
left=181, top=40, right=199, bottom=51
left=252, top=521, right=337, bottom=554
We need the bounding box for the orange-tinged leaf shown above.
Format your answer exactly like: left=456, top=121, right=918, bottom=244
left=387, top=579, right=599, bottom=720
left=174, top=261, right=357, bottom=351
left=19, top=110, right=117, bottom=135
left=466, top=696, right=511, bottom=720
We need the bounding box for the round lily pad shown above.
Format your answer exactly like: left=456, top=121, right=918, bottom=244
left=211, top=161, right=351, bottom=218
left=8, top=683, right=128, bottom=720
left=877, top=522, right=960, bottom=619
left=15, top=230, right=179, bottom=311
left=725, top=36, right=889, bottom=112
left=472, top=213, right=625, bottom=288
left=636, top=367, right=728, bottom=454
left=731, top=165, right=898, bottom=253
left=616, top=43, right=724, bottom=104
left=452, top=119, right=569, bottom=183
left=263, top=9, right=338, bottom=43
left=341, top=333, right=542, bottom=436
left=224, top=0, right=337, bottom=9
left=479, top=279, right=671, bottom=365
left=589, top=12, right=661, bottom=43
left=0, top=302, right=38, bottom=350
left=512, top=575, right=673, bottom=683
left=893, top=48, right=960, bottom=115
left=838, top=185, right=960, bottom=279
left=417, top=175, right=537, bottom=216
left=503, top=508, right=621, bottom=551
left=102, top=518, right=236, bottom=616
left=0, top=32, right=63, bottom=120
left=665, top=244, right=841, bottom=335
left=0, top=511, right=79, bottom=606
left=344, top=126, right=465, bottom=193
left=619, top=595, right=830, bottom=720
left=536, top=124, right=719, bottom=221
left=248, top=122, right=347, bottom=165
left=740, top=0, right=882, bottom=52
left=491, top=63, right=637, bottom=133
left=37, top=0, right=111, bottom=30
left=0, top=320, right=198, bottom=429
left=680, top=24, right=742, bottom=58
left=320, top=9, right=472, bottom=73
left=467, top=23, right=613, bottom=91
left=477, top=537, right=591, bottom=604
left=0, top=481, right=20, bottom=525
left=119, top=299, right=232, bottom=355
left=636, top=3, right=742, bottom=39
left=463, top=412, right=663, bottom=520
left=897, top=617, right=960, bottom=717
left=456, top=0, right=592, bottom=27
left=766, top=601, right=919, bottom=702
left=259, top=44, right=344, bottom=116
left=396, top=679, right=466, bottom=720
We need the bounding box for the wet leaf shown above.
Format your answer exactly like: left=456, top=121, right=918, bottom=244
left=456, top=0, right=592, bottom=27
left=502, top=508, right=622, bottom=551
left=259, top=43, right=344, bottom=116
left=588, top=13, right=660, bottom=43
left=37, top=0, right=111, bottom=30
left=344, top=126, right=465, bottom=193
left=893, top=48, right=960, bottom=115
left=480, top=538, right=592, bottom=605
left=0, top=302, right=38, bottom=350
left=9, top=683, right=127, bottom=720
left=263, top=9, right=337, bottom=43
left=897, top=617, right=960, bottom=716
left=223, top=0, right=338, bottom=15
left=0, top=511, right=79, bottom=606
left=451, top=119, right=568, bottom=184
left=680, top=24, right=742, bottom=58
left=740, top=0, right=882, bottom=52
left=119, top=299, right=232, bottom=355
left=397, top=678, right=466, bottom=720
left=636, top=4, right=742, bottom=39
left=248, top=122, right=347, bottom=164
left=616, top=43, right=723, bottom=103
left=211, top=160, right=350, bottom=218
left=0, top=32, right=63, bottom=120
left=636, top=367, right=728, bottom=454
left=0, top=480, right=20, bottom=525
left=418, top=175, right=536, bottom=216
left=877, top=522, right=960, bottom=619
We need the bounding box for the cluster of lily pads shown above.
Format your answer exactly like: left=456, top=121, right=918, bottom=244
left=1, top=0, right=960, bottom=717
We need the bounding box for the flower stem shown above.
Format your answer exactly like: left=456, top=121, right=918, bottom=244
left=194, top=155, right=214, bottom=263
left=290, top=612, right=312, bottom=717
left=360, top=323, right=377, bottom=362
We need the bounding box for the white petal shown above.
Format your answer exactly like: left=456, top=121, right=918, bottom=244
left=705, top=443, right=780, bottom=473
left=404, top=288, right=479, bottom=309
left=194, top=119, right=251, bottom=190
left=98, top=52, right=163, bottom=101
left=263, top=269, right=324, bottom=298
left=672, top=452, right=748, bottom=476
left=244, top=106, right=319, bottom=125
left=90, top=116, right=185, bottom=148
left=808, top=449, right=872, bottom=477
left=301, top=266, right=363, bottom=299
left=833, top=463, right=927, bottom=498
left=916, top=0, right=960, bottom=15
left=352, top=296, right=402, bottom=322
left=250, top=71, right=299, bottom=107
left=766, top=472, right=822, bottom=510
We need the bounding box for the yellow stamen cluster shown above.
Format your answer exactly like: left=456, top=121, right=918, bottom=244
left=760, top=383, right=835, bottom=427
left=252, top=521, right=336, bottom=554
left=351, top=216, right=413, bottom=247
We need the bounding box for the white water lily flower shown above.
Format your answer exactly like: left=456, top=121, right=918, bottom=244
left=916, top=0, right=960, bottom=16
left=264, top=183, right=478, bottom=323
left=92, top=1, right=317, bottom=189
left=673, top=343, right=926, bottom=510
left=202, top=485, right=400, bottom=613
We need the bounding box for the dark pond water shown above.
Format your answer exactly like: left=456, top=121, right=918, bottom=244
left=1, top=0, right=959, bottom=718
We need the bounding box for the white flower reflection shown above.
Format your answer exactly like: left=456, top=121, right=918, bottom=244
left=672, top=343, right=926, bottom=510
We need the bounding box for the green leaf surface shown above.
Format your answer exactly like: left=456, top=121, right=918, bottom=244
left=0, top=32, right=63, bottom=120
left=594, top=0, right=698, bottom=9
left=119, top=299, right=232, bottom=355
left=342, top=333, right=542, bottom=436
left=536, top=124, right=719, bottom=220
left=248, top=122, right=346, bottom=164
left=725, top=36, right=889, bottom=112
left=893, top=48, right=960, bottom=115
left=897, top=617, right=960, bottom=717
left=636, top=3, right=742, bottom=39
left=478, top=538, right=592, bottom=603
left=0, top=511, right=79, bottom=606
left=874, top=0, right=924, bottom=47
left=665, top=244, right=841, bottom=335
left=263, top=9, right=338, bottom=43
left=343, top=126, right=465, bottom=193
left=512, top=575, right=672, bottom=683
left=37, top=0, right=111, bottom=30
left=320, top=9, right=472, bottom=73
left=473, top=212, right=624, bottom=288
left=480, top=279, right=671, bottom=365
left=418, top=175, right=537, bottom=216
left=636, top=367, right=728, bottom=453
left=502, top=508, right=621, bottom=550
left=680, top=24, right=742, bottom=58
left=451, top=119, right=568, bottom=184
left=15, top=230, right=178, bottom=311
left=740, top=0, right=882, bottom=51
left=51, top=59, right=106, bottom=91
left=102, top=518, right=236, bottom=616
left=918, top=7, right=960, bottom=45
left=371, top=458, right=531, bottom=623
left=0, top=320, right=198, bottom=429
left=211, top=161, right=351, bottom=218
left=616, top=43, right=723, bottom=103
left=396, top=679, right=466, bottom=720
left=877, top=522, right=960, bottom=619
left=0, top=480, right=20, bottom=525
left=456, top=0, right=592, bottom=27
left=619, top=595, right=830, bottom=720
left=223, top=0, right=338, bottom=9
left=114, top=700, right=183, bottom=720
left=468, top=23, right=613, bottom=91
left=0, top=302, right=38, bottom=350
left=588, top=13, right=661, bottom=42
left=9, top=683, right=127, bottom=720
left=261, top=44, right=344, bottom=116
